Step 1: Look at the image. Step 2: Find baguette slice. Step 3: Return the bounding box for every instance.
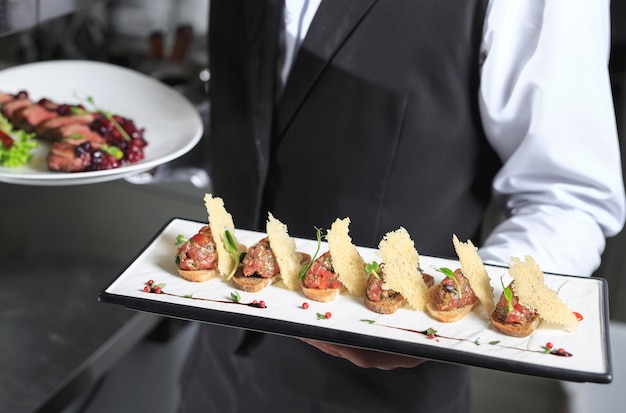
[425,292,478,323]
[177,268,218,282]
[364,290,405,314]
[233,252,311,292]
[492,312,540,338]
[302,284,342,302]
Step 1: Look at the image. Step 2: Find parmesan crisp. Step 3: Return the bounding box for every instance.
[326,217,367,296]
[204,193,236,277]
[452,234,495,316]
[266,212,302,290]
[379,227,429,311]
[509,256,579,331]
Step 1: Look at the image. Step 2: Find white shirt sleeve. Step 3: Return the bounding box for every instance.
[478,0,626,276]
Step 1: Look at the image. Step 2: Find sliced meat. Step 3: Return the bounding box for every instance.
[0,92,15,105]
[47,141,91,172]
[1,98,32,119]
[12,104,59,132]
[55,123,106,144]
[34,113,97,140]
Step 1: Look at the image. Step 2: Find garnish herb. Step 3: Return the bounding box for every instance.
[500,276,514,313]
[360,319,376,324]
[365,261,381,280]
[75,95,132,142]
[299,226,324,280]
[102,144,124,160]
[435,266,462,299]
[223,229,240,281]
[230,291,241,303]
[0,114,38,167]
[175,234,187,245]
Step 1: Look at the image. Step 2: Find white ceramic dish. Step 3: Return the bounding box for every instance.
[100,218,612,383]
[0,60,203,186]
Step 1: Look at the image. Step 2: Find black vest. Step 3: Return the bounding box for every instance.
[207,0,499,257]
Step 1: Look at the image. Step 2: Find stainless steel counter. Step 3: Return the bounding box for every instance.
[0,179,209,412]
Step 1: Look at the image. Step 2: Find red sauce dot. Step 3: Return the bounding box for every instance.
[325,312,332,319]
[574,312,584,321]
[302,302,309,309]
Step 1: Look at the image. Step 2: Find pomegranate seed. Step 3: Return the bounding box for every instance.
[259,300,266,308]
[143,286,151,292]
[557,348,565,355]
[324,312,332,319]
[252,299,258,304]
[153,285,162,294]
[146,279,154,286]
[545,342,553,349]
[302,302,309,309]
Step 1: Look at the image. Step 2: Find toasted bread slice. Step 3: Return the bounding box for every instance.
[302,284,341,302]
[233,252,311,293]
[364,293,406,314]
[177,268,219,282]
[491,312,540,338]
[425,286,479,323]
[232,272,280,292]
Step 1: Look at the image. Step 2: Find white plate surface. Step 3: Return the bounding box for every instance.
[0,60,203,186]
[101,218,612,383]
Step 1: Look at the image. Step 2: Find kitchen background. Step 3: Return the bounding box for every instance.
[1,1,625,412]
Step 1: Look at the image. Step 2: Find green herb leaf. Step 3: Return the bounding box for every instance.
[425,327,437,336]
[175,234,187,245]
[299,226,323,280]
[489,340,501,345]
[360,319,376,324]
[0,114,38,167]
[223,229,240,281]
[230,291,241,303]
[500,276,514,313]
[435,266,462,299]
[365,261,381,280]
[102,144,124,160]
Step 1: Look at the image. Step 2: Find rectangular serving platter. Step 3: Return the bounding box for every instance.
[99,218,612,383]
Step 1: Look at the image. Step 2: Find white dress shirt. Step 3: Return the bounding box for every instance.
[284,0,626,277]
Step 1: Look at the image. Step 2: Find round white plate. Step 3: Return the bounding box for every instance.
[0,60,204,186]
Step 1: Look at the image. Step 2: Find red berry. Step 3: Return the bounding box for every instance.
[324,311,332,319]
[545,342,553,349]
[153,285,162,294]
[259,300,266,308]
[427,334,435,339]
[302,302,309,309]
[146,279,154,286]
[558,348,565,354]
[143,286,151,292]
[252,299,258,304]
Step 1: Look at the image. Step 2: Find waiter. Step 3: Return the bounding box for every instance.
[179,1,625,412]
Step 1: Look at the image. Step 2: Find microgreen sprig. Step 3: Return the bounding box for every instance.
[223,229,241,281]
[500,276,514,314]
[299,226,324,280]
[365,261,381,280]
[175,234,187,245]
[434,266,462,299]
